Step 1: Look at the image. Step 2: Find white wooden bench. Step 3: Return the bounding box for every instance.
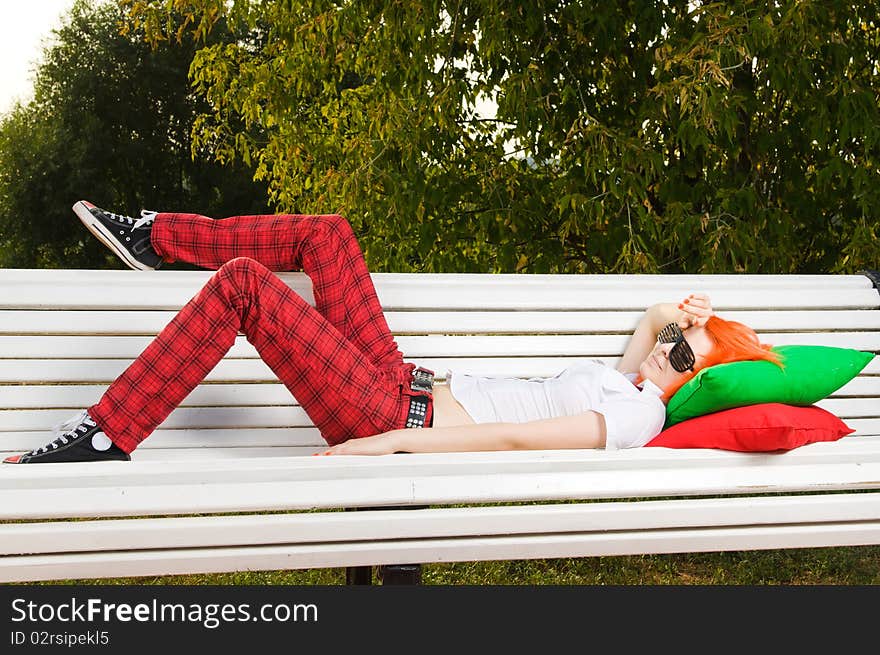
[1,268,879,584]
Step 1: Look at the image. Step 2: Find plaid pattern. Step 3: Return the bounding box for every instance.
[88,213,429,453]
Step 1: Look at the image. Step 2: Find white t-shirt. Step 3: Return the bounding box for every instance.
[446,360,666,450]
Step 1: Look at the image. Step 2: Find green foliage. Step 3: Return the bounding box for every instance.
[117,0,879,274]
[0,0,269,269]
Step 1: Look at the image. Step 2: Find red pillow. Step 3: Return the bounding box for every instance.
[645,403,855,452]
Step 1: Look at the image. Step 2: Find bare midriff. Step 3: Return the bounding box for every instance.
[431,382,476,427]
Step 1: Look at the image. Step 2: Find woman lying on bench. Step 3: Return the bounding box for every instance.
[3,202,779,463]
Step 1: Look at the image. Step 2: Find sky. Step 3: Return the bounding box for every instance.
[0,0,79,115]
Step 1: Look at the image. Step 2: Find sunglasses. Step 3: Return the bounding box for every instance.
[657,322,696,373]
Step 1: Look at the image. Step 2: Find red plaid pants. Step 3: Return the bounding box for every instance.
[88,212,431,453]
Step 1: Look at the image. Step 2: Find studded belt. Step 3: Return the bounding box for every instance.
[405,367,434,429]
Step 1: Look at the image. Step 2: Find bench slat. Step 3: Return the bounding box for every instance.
[1,270,876,310]
[5,309,880,335]
[5,462,869,519]
[2,350,877,383]
[2,510,880,582]
[3,439,880,519]
[3,493,878,556]
[0,358,279,383]
[815,398,879,417]
[0,390,873,434]
[1,269,872,290]
[1,374,875,412]
[1,331,877,359]
[378,289,880,311]
[0,357,615,382]
[5,522,879,583]
[0,427,323,449]
[0,406,312,431]
[5,433,880,471]
[0,383,299,408]
[842,418,880,434]
[1,415,876,452]
[3,287,877,311]
[0,446,321,460]
[2,416,877,455]
[0,335,260,359]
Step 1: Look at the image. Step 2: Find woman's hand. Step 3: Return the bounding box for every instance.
[676,293,714,329]
[316,430,404,456]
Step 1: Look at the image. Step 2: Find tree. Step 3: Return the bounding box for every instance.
[0,0,269,269]
[119,0,879,274]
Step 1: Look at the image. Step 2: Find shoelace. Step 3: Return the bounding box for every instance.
[29,409,96,455]
[106,209,157,231]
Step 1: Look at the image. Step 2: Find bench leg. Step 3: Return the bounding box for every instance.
[378,563,422,585]
[344,505,427,585]
[345,565,374,585]
[343,564,423,585]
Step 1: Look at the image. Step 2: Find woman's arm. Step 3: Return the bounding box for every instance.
[616,302,681,375]
[319,411,607,456]
[616,294,714,375]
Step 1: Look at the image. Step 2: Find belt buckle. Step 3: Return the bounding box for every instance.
[410,366,434,394]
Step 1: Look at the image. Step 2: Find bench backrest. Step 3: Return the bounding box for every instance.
[1,269,878,460]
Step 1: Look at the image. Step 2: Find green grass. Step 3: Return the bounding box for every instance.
[25,547,880,586]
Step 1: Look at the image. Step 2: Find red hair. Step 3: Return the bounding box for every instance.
[637,315,783,401]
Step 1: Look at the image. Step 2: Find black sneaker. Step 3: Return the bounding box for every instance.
[3,410,130,464]
[73,200,163,271]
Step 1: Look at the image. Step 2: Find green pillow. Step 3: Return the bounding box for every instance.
[664,345,875,428]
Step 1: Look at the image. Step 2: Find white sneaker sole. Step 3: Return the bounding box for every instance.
[72,201,155,271]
